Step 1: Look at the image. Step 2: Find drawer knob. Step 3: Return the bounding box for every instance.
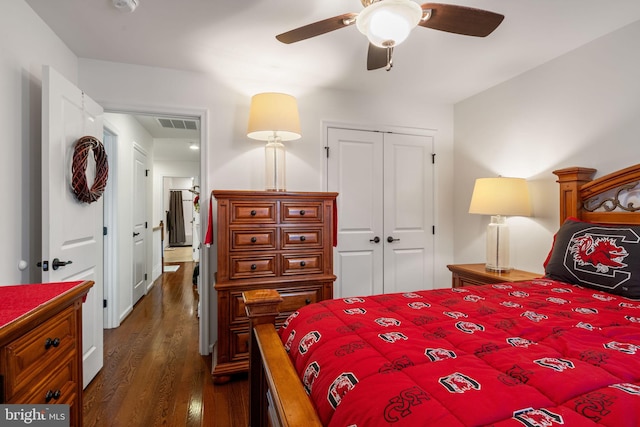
[250,264,257,270]
[250,237,257,243]
[45,389,61,402]
[299,210,305,216]
[250,210,256,216]
[44,337,61,349]
[300,261,306,267]
[305,299,311,305]
[299,235,306,241]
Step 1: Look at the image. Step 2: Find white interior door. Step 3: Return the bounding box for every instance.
[133,146,147,303]
[327,127,434,297]
[328,128,384,297]
[382,133,434,293]
[42,65,104,387]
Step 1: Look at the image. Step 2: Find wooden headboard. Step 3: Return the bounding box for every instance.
[554,164,640,225]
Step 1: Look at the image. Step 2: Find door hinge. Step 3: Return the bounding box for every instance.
[145,169,149,177]
[144,273,148,281]
[324,146,330,158]
[145,221,148,228]
[432,225,436,235]
[103,226,108,236]
[431,153,436,164]
[103,299,107,308]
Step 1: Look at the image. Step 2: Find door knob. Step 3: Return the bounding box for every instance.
[133,232,140,237]
[369,236,380,243]
[387,236,400,243]
[52,258,72,270]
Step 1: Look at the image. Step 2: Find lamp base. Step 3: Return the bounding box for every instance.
[484,265,512,273]
[265,139,286,191]
[485,215,511,272]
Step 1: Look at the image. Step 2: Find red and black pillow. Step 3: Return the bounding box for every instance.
[544,218,640,299]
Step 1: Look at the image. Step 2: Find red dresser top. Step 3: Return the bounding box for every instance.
[0,281,85,328]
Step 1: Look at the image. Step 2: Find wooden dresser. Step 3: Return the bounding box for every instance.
[212,190,337,382]
[447,264,541,288]
[0,280,94,427]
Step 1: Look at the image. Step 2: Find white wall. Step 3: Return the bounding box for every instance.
[78,59,456,349]
[0,1,78,285]
[103,112,154,324]
[453,20,640,274]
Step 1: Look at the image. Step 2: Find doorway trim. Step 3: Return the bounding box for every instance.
[103,123,119,329]
[101,102,210,355]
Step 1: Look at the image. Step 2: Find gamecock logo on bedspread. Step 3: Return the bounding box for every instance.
[534,357,575,372]
[379,332,408,343]
[328,372,358,409]
[425,348,457,361]
[566,227,637,291]
[383,386,430,423]
[299,331,321,354]
[610,383,640,395]
[303,362,320,395]
[439,372,480,393]
[455,321,485,334]
[376,317,401,327]
[604,341,639,354]
[513,408,564,427]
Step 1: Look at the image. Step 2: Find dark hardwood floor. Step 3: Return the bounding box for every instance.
[83,261,218,427]
[82,260,251,426]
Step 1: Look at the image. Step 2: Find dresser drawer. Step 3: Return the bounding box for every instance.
[3,305,76,399]
[281,202,323,223]
[230,328,250,361]
[230,228,277,251]
[278,288,319,313]
[230,201,277,224]
[11,352,77,405]
[230,255,277,279]
[281,253,323,275]
[281,228,323,250]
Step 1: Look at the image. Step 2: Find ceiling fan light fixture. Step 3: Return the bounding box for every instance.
[357,0,422,48]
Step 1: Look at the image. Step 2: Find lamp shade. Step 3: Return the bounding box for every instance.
[356,0,422,48]
[468,177,531,217]
[247,92,301,141]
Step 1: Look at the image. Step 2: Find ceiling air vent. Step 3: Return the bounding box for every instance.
[157,118,199,131]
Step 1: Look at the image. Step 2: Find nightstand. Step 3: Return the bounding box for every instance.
[447,263,541,288]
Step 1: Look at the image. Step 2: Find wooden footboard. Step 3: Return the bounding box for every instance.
[244,289,322,427]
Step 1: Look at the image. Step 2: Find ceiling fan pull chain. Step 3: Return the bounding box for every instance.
[386,47,393,71]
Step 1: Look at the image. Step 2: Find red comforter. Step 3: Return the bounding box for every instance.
[279,279,640,426]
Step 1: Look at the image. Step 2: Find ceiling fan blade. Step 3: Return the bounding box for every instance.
[419,3,504,37]
[276,13,358,44]
[367,44,388,71]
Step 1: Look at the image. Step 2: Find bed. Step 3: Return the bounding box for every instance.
[243,164,640,427]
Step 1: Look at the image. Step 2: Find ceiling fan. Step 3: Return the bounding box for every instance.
[276,0,504,71]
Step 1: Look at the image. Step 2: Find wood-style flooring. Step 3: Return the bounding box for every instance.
[83,261,215,427]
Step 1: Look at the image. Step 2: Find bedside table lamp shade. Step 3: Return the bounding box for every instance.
[247,93,301,191]
[469,177,531,272]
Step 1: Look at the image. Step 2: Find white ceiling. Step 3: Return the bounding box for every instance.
[25,0,640,105]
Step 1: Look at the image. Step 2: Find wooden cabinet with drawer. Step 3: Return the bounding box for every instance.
[212,191,337,382]
[0,281,93,427]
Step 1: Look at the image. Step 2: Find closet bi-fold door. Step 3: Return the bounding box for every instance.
[327,127,434,297]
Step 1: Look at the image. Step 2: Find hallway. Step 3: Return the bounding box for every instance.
[83,261,208,426]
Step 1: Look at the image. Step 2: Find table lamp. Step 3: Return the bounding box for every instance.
[469,177,531,272]
[247,93,301,191]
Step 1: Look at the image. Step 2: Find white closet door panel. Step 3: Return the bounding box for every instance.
[383,133,435,293]
[328,128,384,297]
